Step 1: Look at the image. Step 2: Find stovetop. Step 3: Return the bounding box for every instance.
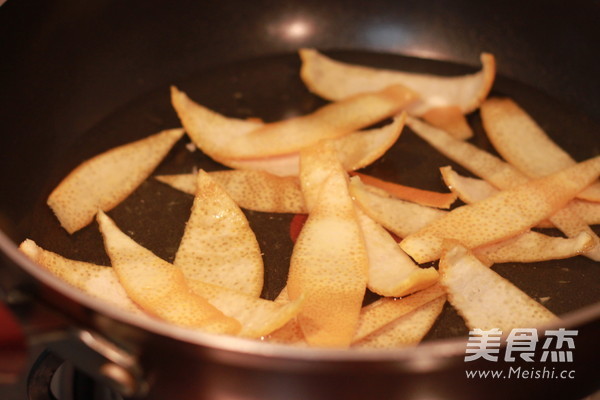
[2,346,600,400]
[1,346,122,400]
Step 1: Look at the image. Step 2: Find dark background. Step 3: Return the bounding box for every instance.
[1,0,599,149]
[1,0,599,235]
[1,0,600,238]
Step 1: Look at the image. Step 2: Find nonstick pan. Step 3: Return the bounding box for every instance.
[1,1,599,399]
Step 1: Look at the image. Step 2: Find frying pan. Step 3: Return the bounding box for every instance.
[0,0,599,399]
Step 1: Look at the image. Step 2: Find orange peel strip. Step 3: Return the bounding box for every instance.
[353,295,446,349]
[441,167,597,261]
[400,156,600,263]
[225,153,300,177]
[356,209,439,297]
[350,176,447,238]
[481,97,600,202]
[206,170,304,214]
[173,170,264,297]
[570,200,600,226]
[334,112,406,171]
[408,117,600,261]
[298,140,344,211]
[172,84,416,160]
[352,283,446,343]
[474,231,594,265]
[154,173,197,195]
[170,86,262,163]
[19,239,143,315]
[185,280,304,339]
[156,114,406,212]
[407,116,526,188]
[422,105,473,140]
[21,239,303,339]
[440,165,499,204]
[441,166,600,228]
[269,284,446,347]
[47,128,184,233]
[97,211,241,334]
[264,286,307,346]
[439,243,558,331]
[287,146,369,347]
[189,113,406,178]
[265,318,306,346]
[352,171,457,209]
[222,85,415,159]
[299,48,495,115]
[546,207,600,260]
[156,170,306,214]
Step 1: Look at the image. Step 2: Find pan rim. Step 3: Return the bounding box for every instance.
[2,228,599,368]
[1,49,598,368]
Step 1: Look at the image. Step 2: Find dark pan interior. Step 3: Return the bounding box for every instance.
[22,50,600,342]
[1,0,599,240]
